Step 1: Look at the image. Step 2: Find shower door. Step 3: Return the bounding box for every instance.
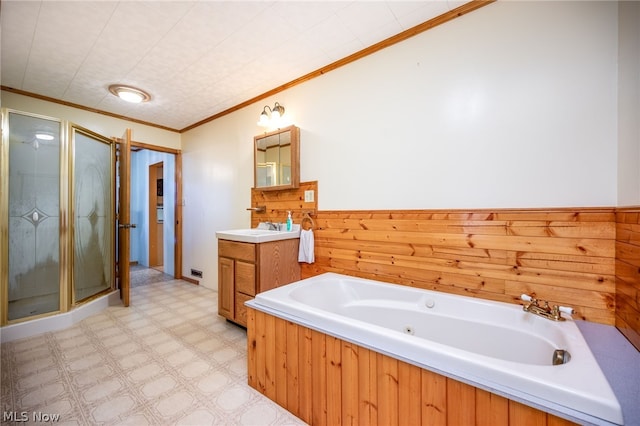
[70,125,114,304]
[1,110,116,324]
[1,111,64,321]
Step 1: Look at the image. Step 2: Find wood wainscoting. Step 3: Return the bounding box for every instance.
[615,208,640,351]
[300,208,616,325]
[249,194,639,337]
[250,181,318,228]
[247,308,578,426]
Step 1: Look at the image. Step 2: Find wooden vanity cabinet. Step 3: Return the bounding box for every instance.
[218,238,300,327]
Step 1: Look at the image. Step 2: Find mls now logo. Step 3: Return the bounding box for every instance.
[3,411,61,422]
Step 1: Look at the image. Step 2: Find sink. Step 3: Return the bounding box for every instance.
[216,224,301,243]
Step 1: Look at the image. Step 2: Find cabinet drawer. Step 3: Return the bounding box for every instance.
[218,240,256,262]
[235,292,253,327]
[236,261,256,296]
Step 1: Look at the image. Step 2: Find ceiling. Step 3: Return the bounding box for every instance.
[1,1,465,132]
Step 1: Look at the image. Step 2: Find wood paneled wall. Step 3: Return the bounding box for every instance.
[250,181,318,228]
[615,208,640,350]
[251,186,640,332]
[300,208,616,325]
[247,308,578,426]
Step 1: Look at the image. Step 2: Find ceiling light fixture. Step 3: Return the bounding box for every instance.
[108,84,151,103]
[257,102,285,127]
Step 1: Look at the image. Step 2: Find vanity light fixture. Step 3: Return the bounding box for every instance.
[257,102,285,127]
[108,84,151,103]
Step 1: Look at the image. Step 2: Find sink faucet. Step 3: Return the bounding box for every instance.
[265,221,281,231]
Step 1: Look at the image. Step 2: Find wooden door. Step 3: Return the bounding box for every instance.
[148,162,163,268]
[117,129,133,306]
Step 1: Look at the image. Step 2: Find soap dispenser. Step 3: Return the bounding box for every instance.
[286,211,292,231]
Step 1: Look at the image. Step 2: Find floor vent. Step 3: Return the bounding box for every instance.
[190,269,203,278]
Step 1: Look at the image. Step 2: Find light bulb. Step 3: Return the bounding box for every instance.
[118,91,145,103]
[258,113,270,127]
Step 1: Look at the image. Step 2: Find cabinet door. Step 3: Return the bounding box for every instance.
[235,292,253,327]
[218,257,234,319]
[257,240,301,292]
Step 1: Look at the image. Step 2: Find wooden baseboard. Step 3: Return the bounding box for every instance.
[181,276,199,285]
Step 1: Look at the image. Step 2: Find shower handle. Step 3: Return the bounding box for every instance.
[118,223,137,229]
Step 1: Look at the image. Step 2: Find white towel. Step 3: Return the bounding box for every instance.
[298,229,315,264]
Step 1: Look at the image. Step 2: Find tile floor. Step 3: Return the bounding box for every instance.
[1,271,306,425]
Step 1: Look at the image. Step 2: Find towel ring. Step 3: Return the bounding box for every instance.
[301,212,315,230]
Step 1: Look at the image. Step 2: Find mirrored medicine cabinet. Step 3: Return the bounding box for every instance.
[254,125,300,191]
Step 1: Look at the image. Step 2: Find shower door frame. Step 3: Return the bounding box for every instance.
[0,109,117,325]
[69,123,117,307]
[0,109,69,324]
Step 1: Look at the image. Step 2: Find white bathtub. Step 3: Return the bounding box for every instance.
[247,272,623,425]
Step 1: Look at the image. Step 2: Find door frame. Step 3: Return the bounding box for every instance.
[129,140,183,280]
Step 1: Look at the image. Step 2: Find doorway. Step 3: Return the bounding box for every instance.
[149,161,164,271]
[129,146,180,278]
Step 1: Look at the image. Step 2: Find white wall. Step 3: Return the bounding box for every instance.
[181,1,625,290]
[617,1,640,206]
[1,91,181,149]
[300,1,618,210]
[181,112,256,288]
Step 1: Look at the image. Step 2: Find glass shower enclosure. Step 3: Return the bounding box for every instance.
[1,109,115,324]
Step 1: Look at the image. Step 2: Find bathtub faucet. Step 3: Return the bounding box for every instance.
[520,294,574,322]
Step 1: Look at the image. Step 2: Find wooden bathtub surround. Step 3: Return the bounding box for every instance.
[218,239,300,327]
[298,208,617,325]
[615,207,640,351]
[247,308,578,426]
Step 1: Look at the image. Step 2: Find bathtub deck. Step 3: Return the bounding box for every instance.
[577,320,640,426]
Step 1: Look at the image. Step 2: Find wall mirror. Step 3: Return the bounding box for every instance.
[254,125,299,190]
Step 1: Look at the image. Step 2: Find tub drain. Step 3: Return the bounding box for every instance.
[403,326,415,335]
[552,349,571,365]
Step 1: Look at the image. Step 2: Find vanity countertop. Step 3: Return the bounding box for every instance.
[216,223,300,244]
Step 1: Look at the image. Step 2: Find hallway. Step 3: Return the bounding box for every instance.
[1,271,305,425]
[130,264,175,288]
